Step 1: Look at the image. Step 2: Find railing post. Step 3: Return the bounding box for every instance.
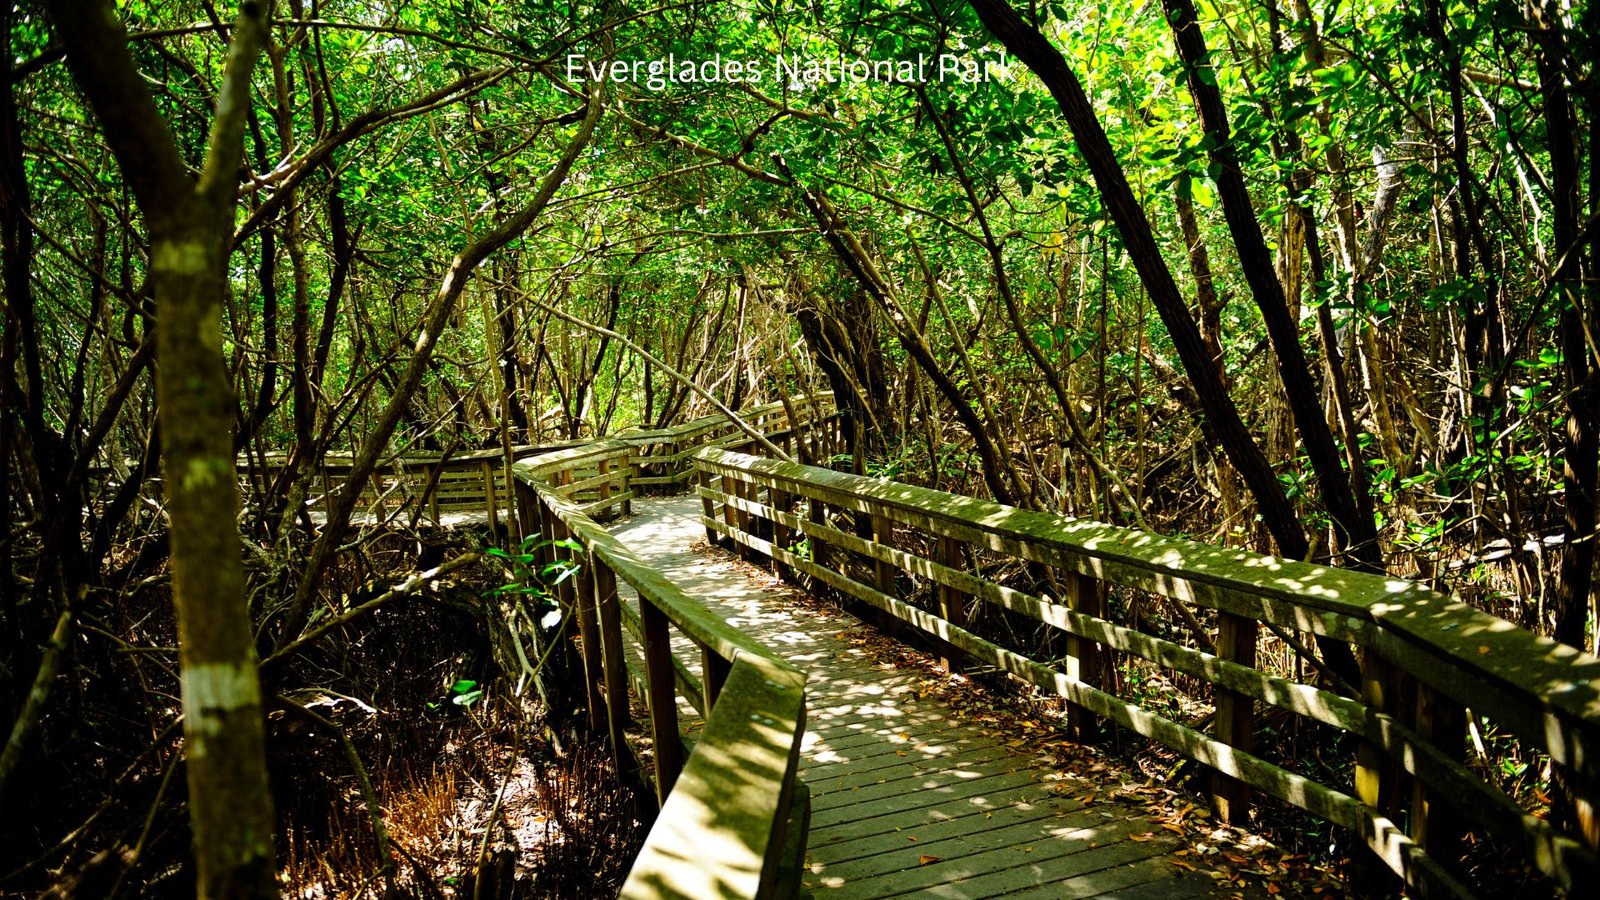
[809,497,829,571]
[871,514,896,596]
[720,474,741,552]
[591,555,635,779]
[703,645,731,712]
[1353,649,1403,893]
[698,465,719,546]
[359,468,377,521]
[1355,651,1399,810]
[597,456,612,517]
[1212,611,1258,824]
[538,497,559,566]
[533,500,584,713]
[514,479,539,539]
[482,460,499,537]
[572,554,606,734]
[795,416,813,466]
[864,514,898,636]
[620,449,633,517]
[550,512,579,617]
[1410,682,1465,864]
[641,598,684,804]
[936,536,966,673]
[770,487,794,582]
[734,479,755,561]
[673,435,691,490]
[428,463,441,525]
[1063,573,1103,742]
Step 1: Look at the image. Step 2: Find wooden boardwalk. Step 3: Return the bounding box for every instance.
[610,497,1227,899]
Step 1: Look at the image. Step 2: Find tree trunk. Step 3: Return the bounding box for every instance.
[1160,0,1382,572]
[51,1,281,895]
[777,155,1023,505]
[966,0,1362,689]
[964,0,1305,557]
[1535,7,1595,654]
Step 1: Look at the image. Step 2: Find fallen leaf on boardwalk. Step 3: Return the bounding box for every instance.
[1129,832,1154,842]
[918,855,942,865]
[1171,859,1198,872]
[1266,883,1281,895]
[906,835,917,842]
[1162,823,1186,834]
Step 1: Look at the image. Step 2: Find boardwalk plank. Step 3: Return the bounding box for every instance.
[818,817,1169,898]
[1070,865,1218,898]
[806,743,1030,797]
[806,782,1061,847]
[809,768,1043,831]
[808,804,1137,880]
[807,791,1086,868]
[802,739,1014,787]
[920,842,1177,898]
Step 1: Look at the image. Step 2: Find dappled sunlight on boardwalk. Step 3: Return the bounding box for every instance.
[610,496,1235,898]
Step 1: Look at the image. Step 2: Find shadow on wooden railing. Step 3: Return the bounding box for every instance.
[507,397,842,899]
[695,448,1600,898]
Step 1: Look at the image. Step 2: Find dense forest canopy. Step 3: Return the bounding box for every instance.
[1,0,1595,895]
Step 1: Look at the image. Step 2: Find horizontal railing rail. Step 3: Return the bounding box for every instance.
[694,447,1600,898]
[615,393,840,492]
[231,393,839,528]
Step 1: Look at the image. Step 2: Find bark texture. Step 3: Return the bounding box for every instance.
[964,0,1305,558]
[51,1,280,895]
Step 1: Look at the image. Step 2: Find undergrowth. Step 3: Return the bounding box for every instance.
[1,527,645,900]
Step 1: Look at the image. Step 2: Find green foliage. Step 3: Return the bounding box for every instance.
[445,678,485,708]
[484,533,584,625]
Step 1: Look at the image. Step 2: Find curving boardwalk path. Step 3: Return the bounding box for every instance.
[610,497,1233,899]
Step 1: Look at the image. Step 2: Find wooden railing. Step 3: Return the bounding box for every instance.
[618,393,842,493]
[694,448,1600,897]
[268,393,837,527]
[507,398,843,899]
[257,447,518,526]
